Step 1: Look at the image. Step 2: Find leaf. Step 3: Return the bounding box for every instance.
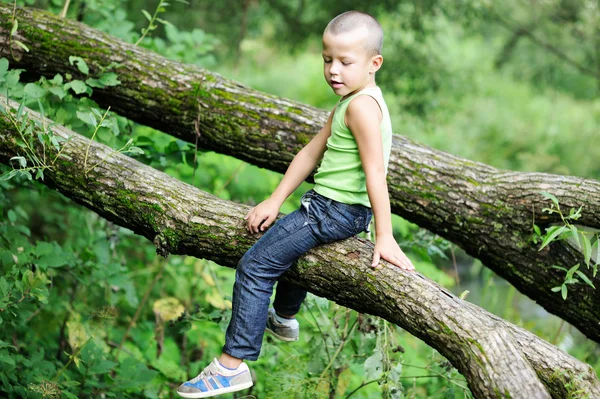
[63,391,78,399]
[150,357,186,381]
[14,40,30,52]
[98,73,120,87]
[205,290,227,310]
[582,233,592,267]
[539,226,567,251]
[0,352,15,366]
[0,277,10,296]
[10,19,18,36]
[69,56,89,75]
[24,83,45,99]
[141,9,152,22]
[364,349,383,379]
[561,284,568,300]
[48,86,66,99]
[35,242,54,256]
[10,156,26,168]
[65,80,88,95]
[540,191,559,206]
[565,264,579,280]
[85,78,103,88]
[575,270,595,289]
[593,238,599,275]
[0,170,18,181]
[7,210,16,223]
[551,286,562,292]
[152,297,184,322]
[567,206,583,220]
[67,318,88,351]
[125,146,144,155]
[49,74,64,85]
[0,58,8,77]
[88,359,117,375]
[569,225,580,249]
[76,111,96,126]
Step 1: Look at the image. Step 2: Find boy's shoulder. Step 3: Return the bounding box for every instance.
[345,89,384,125]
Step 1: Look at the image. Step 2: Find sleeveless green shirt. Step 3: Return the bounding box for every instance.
[313,86,392,207]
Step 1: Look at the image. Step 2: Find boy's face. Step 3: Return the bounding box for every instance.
[322,28,382,99]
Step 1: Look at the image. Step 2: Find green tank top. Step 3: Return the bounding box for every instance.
[313,86,392,207]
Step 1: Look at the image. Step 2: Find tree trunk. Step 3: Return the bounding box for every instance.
[2,98,600,398]
[1,5,600,343]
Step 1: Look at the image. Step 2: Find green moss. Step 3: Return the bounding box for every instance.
[296,133,311,145]
[286,107,304,115]
[466,216,485,224]
[439,322,455,336]
[160,227,180,248]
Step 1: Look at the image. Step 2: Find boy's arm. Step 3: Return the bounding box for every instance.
[346,96,415,271]
[245,110,335,233]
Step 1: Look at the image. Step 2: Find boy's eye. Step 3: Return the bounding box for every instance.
[323,59,332,63]
[342,62,351,66]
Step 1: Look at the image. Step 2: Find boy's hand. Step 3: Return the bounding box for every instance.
[245,198,280,234]
[372,234,415,271]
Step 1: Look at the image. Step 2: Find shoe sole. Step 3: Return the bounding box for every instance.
[177,381,254,398]
[265,326,298,342]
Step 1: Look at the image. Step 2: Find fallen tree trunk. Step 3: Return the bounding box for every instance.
[2,98,599,398]
[1,5,600,343]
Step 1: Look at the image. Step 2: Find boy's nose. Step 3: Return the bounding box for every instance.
[329,62,340,75]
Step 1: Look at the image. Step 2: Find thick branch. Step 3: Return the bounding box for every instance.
[1,98,599,398]
[1,5,600,342]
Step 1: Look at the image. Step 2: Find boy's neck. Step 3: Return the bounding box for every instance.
[340,81,378,102]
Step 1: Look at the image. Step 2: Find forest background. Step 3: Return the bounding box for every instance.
[0,0,599,398]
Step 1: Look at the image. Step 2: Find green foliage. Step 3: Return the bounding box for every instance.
[0,57,143,182]
[1,0,600,397]
[134,0,188,46]
[532,192,598,300]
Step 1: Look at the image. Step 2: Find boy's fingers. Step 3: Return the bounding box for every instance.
[248,215,261,233]
[260,215,275,231]
[399,256,415,271]
[371,251,380,267]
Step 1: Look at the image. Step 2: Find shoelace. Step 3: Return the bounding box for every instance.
[189,366,217,384]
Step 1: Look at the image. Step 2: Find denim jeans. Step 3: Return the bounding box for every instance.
[222,190,372,360]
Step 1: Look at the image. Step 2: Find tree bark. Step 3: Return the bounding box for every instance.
[1,5,600,343]
[2,97,600,398]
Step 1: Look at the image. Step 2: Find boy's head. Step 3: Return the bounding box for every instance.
[322,11,384,98]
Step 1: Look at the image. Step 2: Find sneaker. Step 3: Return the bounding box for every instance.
[176,358,253,398]
[265,308,299,342]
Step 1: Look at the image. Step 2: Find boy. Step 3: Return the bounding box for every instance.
[177,10,415,398]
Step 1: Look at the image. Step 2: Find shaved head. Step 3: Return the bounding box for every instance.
[324,11,383,56]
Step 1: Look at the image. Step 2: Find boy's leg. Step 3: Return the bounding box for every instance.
[177,205,319,398]
[273,280,307,317]
[178,192,372,398]
[223,203,321,360]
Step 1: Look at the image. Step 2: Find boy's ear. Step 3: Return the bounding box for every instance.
[369,55,383,74]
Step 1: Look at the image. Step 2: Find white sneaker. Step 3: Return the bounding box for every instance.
[265,308,299,342]
[177,358,253,398]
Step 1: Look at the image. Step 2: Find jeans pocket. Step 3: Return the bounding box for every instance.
[327,201,368,237]
[300,190,315,212]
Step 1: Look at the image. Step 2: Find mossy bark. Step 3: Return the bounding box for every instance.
[2,98,600,398]
[2,4,600,340]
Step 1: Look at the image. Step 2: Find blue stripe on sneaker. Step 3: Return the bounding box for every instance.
[186,380,209,391]
[208,377,219,389]
[215,374,231,387]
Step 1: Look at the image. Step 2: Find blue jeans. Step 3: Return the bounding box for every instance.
[222,190,372,360]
